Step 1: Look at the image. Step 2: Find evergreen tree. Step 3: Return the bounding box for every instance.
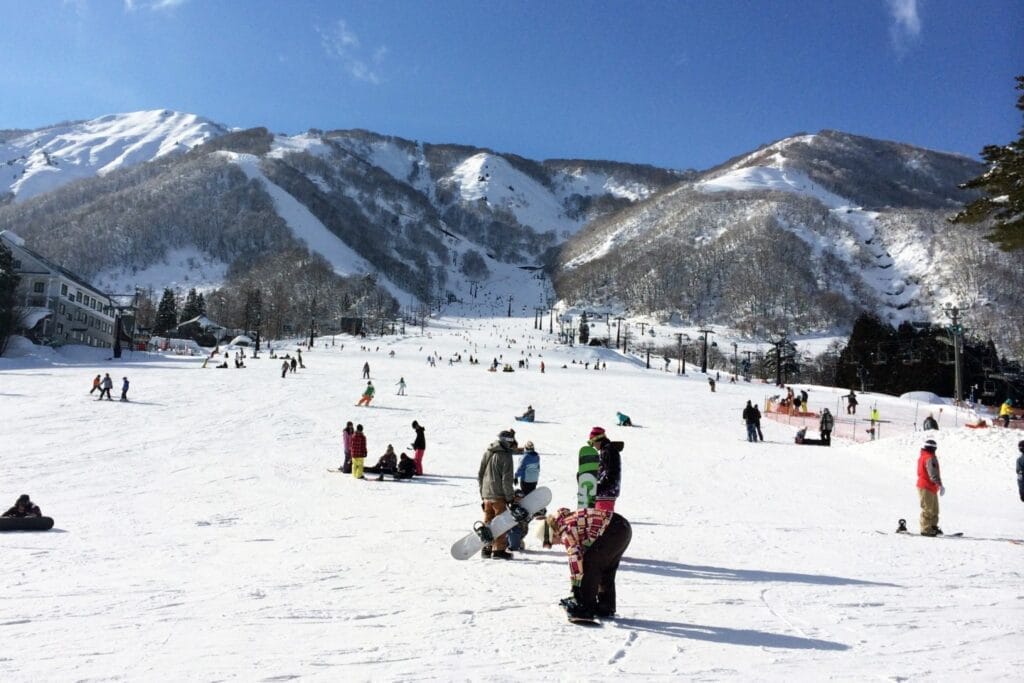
[180,288,201,321]
[578,311,590,345]
[196,292,206,316]
[154,288,178,334]
[0,241,21,355]
[952,75,1024,251]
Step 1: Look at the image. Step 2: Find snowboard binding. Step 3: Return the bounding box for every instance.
[896,518,908,533]
[509,503,530,523]
[473,521,494,543]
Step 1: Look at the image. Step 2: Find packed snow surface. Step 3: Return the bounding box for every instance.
[1,311,1022,680]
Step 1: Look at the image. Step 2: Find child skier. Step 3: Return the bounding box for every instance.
[357,381,375,406]
[514,440,541,495]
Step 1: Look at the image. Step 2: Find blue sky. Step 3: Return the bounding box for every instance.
[0,0,1020,170]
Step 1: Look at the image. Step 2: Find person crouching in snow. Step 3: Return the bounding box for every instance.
[616,412,633,427]
[548,506,632,621]
[514,440,541,495]
[357,381,375,406]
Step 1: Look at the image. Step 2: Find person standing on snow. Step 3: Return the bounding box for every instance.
[89,374,101,395]
[819,408,834,445]
[350,424,368,479]
[742,400,758,442]
[477,429,517,559]
[396,377,406,396]
[340,421,355,473]
[281,360,289,378]
[120,377,130,401]
[548,506,632,621]
[1015,440,1024,502]
[844,389,858,415]
[362,361,371,379]
[587,427,623,512]
[752,403,764,442]
[922,413,939,431]
[98,373,114,401]
[514,440,541,495]
[998,399,1014,428]
[411,420,426,475]
[916,438,944,536]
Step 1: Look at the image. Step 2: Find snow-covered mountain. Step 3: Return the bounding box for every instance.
[0,110,228,202]
[1,112,1018,351]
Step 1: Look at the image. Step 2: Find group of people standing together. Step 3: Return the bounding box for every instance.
[89,373,129,401]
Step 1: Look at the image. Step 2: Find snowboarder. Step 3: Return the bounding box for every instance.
[351,424,368,479]
[89,374,101,395]
[998,399,1014,428]
[396,377,406,395]
[362,361,371,379]
[2,494,41,518]
[588,427,623,512]
[356,381,375,406]
[922,413,939,431]
[916,438,944,536]
[516,405,535,422]
[341,421,354,473]
[742,400,758,442]
[97,373,113,401]
[1016,440,1024,502]
[411,420,426,475]
[477,429,517,559]
[364,445,398,477]
[616,412,633,427]
[395,453,416,480]
[819,407,834,445]
[514,440,541,495]
[548,506,632,621]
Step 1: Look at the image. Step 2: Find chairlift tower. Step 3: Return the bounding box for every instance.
[943,304,964,404]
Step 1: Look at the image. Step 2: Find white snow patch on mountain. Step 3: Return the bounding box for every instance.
[92,247,228,295]
[1,110,226,201]
[556,169,656,202]
[449,153,581,234]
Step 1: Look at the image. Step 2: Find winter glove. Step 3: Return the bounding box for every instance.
[939,485,945,496]
[514,477,519,486]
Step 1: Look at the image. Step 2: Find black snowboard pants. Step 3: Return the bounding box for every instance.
[580,513,632,613]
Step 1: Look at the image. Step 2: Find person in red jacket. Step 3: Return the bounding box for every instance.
[351,424,368,479]
[916,438,944,536]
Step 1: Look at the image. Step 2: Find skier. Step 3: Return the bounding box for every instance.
[922,413,939,431]
[411,420,426,475]
[548,506,632,621]
[97,373,114,401]
[357,381,375,406]
[477,429,517,559]
[1016,440,1024,502]
[2,494,41,518]
[89,374,101,395]
[350,424,368,479]
[819,407,834,445]
[588,427,623,512]
[340,421,354,473]
[396,377,406,396]
[120,377,130,401]
[514,440,541,495]
[297,349,304,368]
[362,361,371,379]
[916,438,944,536]
[742,400,758,442]
[616,412,633,427]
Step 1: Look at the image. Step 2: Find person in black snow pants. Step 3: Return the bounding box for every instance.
[120,377,130,401]
[752,403,764,442]
[1016,440,1024,502]
[742,400,758,442]
[362,362,371,379]
[98,373,114,401]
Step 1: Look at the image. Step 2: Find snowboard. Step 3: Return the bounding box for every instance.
[0,516,54,532]
[450,486,552,560]
[577,445,599,509]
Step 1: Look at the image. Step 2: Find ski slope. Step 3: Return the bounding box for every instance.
[1,315,1022,680]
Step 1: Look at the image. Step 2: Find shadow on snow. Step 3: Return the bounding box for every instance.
[620,557,900,587]
[613,617,849,650]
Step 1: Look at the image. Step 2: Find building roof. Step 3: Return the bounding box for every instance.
[0,230,112,303]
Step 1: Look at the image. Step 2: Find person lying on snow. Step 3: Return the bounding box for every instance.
[794,427,828,446]
[3,494,41,518]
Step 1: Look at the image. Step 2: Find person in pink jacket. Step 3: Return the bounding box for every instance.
[340,421,354,473]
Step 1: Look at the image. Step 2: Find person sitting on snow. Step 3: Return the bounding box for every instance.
[517,405,535,423]
[616,412,633,427]
[2,494,41,518]
[364,445,398,476]
[395,453,416,480]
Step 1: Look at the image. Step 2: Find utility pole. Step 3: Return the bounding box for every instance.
[614,316,625,350]
[674,333,688,375]
[944,305,964,404]
[732,341,738,380]
[637,322,648,337]
[548,307,553,334]
[698,328,715,374]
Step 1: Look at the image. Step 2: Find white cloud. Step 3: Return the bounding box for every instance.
[317,19,386,85]
[887,0,922,53]
[123,0,189,11]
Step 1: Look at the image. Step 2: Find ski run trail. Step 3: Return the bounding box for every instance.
[1,312,1022,681]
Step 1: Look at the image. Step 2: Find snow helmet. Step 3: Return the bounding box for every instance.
[589,426,606,441]
[923,438,938,451]
[524,440,534,450]
[498,430,516,448]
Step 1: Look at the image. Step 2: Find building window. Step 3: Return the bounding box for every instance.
[61,284,68,296]
[76,291,82,303]
[33,282,45,293]
[13,259,21,269]
[56,323,63,334]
